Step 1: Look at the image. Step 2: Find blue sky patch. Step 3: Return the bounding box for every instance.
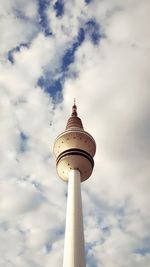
[85,0,92,4]
[54,0,64,17]
[38,75,63,103]
[14,8,28,21]
[134,247,150,256]
[61,21,101,72]
[7,43,29,64]
[134,236,150,255]
[85,19,101,45]
[38,0,52,36]
[86,247,98,267]
[62,28,85,71]
[20,132,28,153]
[43,242,52,253]
[37,18,100,103]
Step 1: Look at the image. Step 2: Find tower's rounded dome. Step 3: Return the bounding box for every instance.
[53,103,96,182]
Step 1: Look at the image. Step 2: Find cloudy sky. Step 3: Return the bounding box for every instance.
[0,0,150,266]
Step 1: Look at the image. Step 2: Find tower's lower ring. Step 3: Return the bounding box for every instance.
[56,148,94,167]
[56,148,94,182]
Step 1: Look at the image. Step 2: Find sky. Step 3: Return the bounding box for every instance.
[0,0,150,266]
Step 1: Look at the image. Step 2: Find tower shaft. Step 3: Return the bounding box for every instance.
[63,170,86,267]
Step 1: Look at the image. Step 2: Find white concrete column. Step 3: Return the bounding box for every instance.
[63,169,86,267]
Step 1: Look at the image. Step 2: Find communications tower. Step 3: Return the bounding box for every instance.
[53,102,96,267]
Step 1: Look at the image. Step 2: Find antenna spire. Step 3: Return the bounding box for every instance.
[72,98,77,117]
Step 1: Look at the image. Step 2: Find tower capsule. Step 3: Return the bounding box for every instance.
[53,103,96,182]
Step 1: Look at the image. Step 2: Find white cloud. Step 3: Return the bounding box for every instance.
[0,0,150,266]
[0,3,38,60]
